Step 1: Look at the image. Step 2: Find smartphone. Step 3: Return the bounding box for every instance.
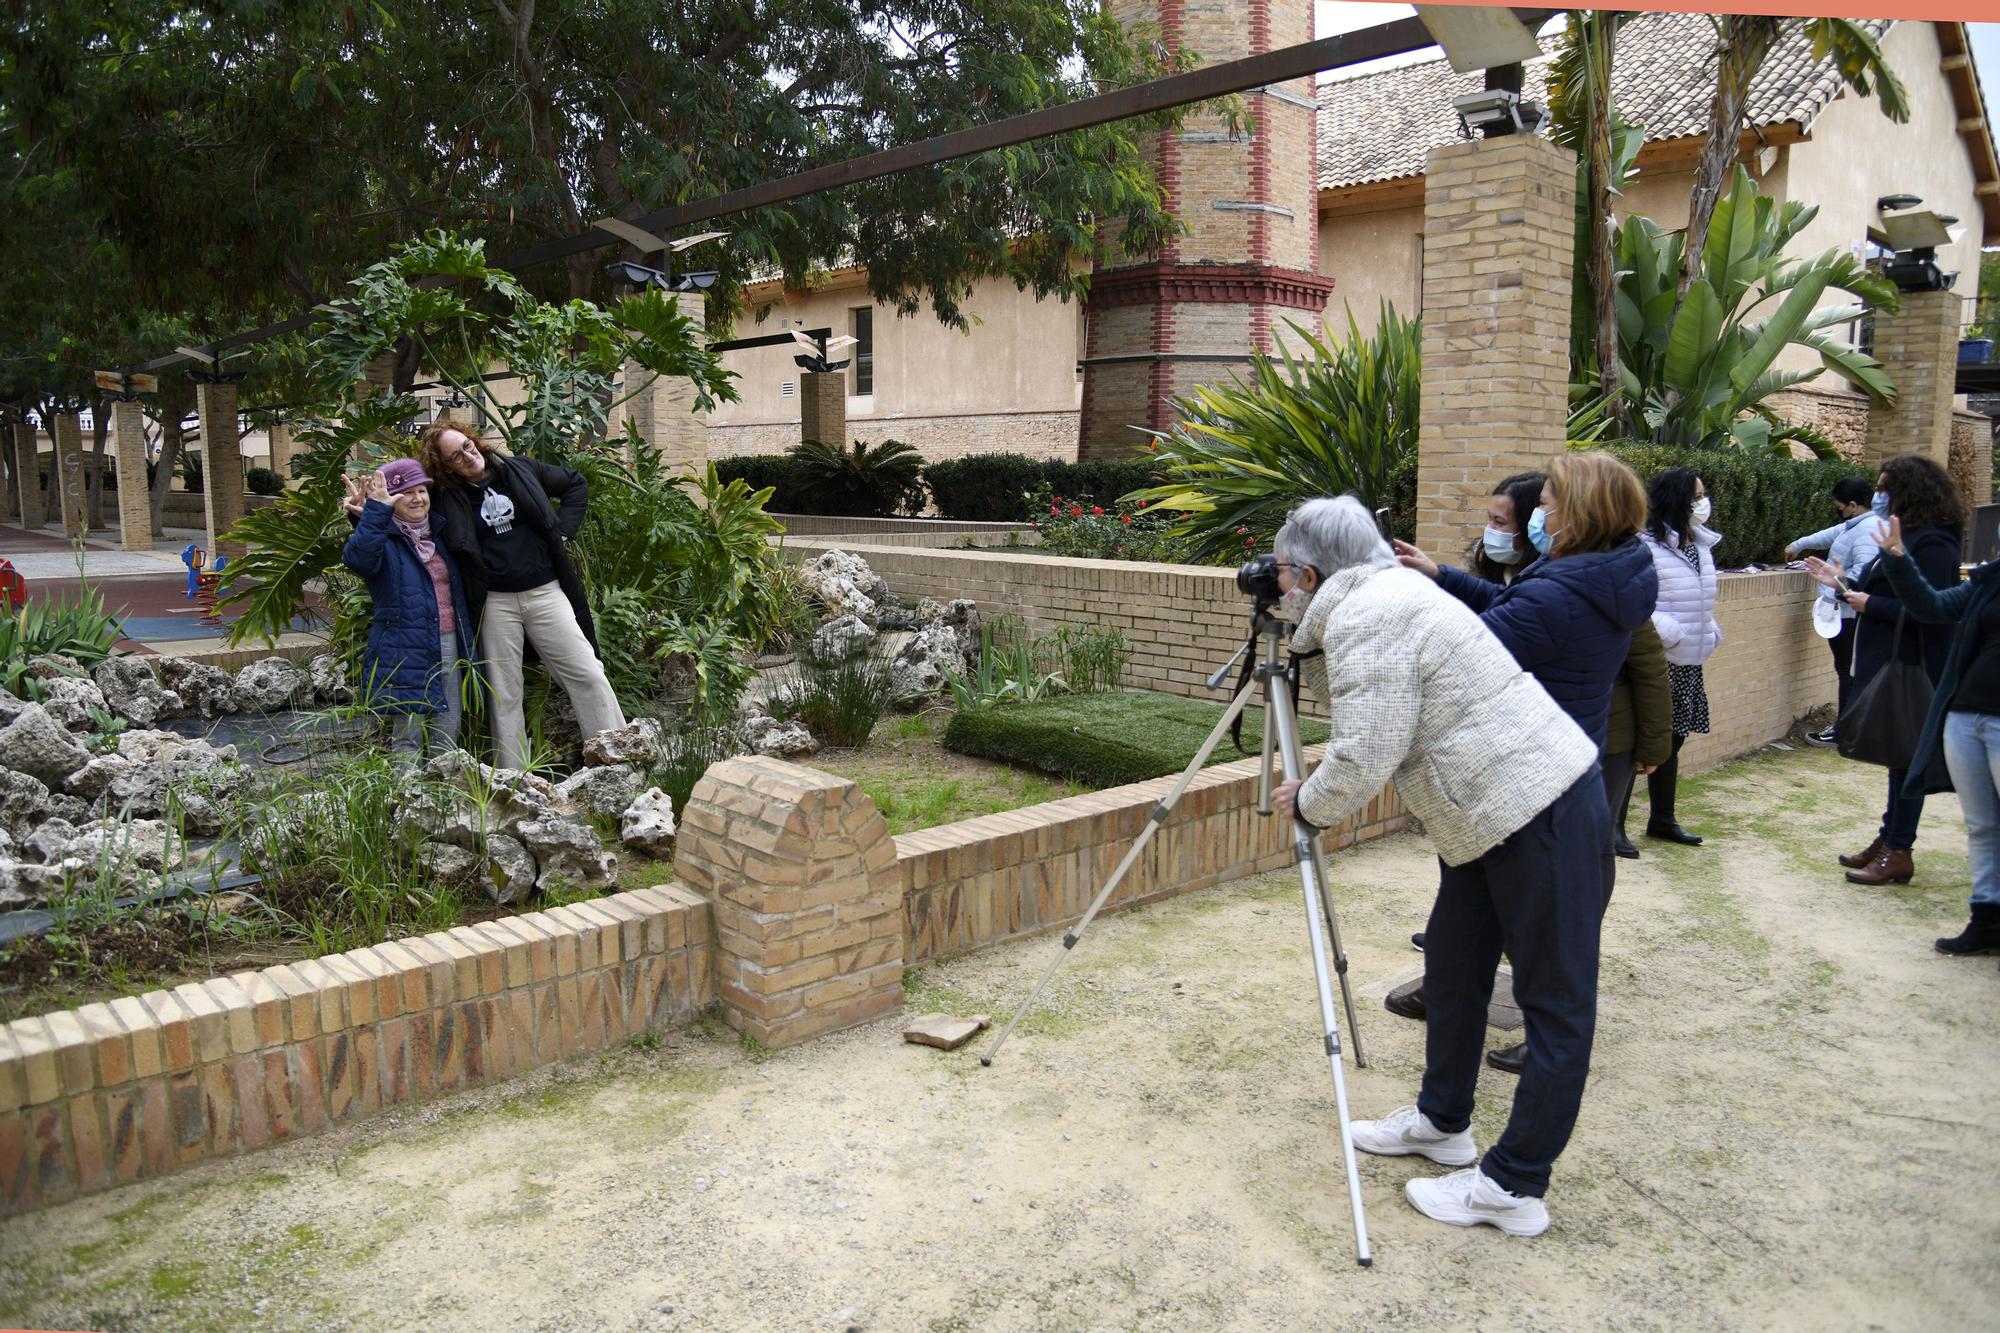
[1373,506,1391,540]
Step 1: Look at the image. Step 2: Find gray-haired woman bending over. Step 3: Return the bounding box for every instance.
[1268,496,1607,1239]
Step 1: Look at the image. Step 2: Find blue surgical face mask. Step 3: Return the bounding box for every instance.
[1872,491,1891,518]
[1482,526,1524,565]
[1527,507,1556,556]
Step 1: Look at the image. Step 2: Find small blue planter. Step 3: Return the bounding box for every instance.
[1959,337,1993,365]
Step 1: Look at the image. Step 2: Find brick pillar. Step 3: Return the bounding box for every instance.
[1865,289,1959,467]
[1414,135,1577,558]
[111,399,154,550]
[51,412,87,537]
[359,353,397,399]
[620,294,708,474]
[265,421,295,484]
[799,371,846,449]
[1077,0,1331,461]
[13,422,43,530]
[675,757,904,1048]
[195,379,246,560]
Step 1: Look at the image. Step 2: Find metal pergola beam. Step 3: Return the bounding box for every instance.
[127,9,1559,377]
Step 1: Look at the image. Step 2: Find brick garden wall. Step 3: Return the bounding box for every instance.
[897,751,1407,963]
[783,540,1836,773]
[707,409,1078,462]
[0,888,713,1215]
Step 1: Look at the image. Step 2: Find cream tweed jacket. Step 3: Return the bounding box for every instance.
[1291,562,1599,866]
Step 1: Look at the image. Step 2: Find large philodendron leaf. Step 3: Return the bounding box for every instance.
[1729,265,1835,401]
[1801,329,1897,401]
[1663,280,1724,395]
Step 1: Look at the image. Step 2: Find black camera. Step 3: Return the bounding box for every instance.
[1237,552,1282,604]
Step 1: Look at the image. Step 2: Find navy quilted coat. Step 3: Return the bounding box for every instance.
[1435,536,1659,750]
[341,500,475,715]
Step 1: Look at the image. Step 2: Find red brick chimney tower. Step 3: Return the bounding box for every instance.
[1077,0,1331,460]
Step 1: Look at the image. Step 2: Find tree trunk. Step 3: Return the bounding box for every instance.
[87,395,110,529]
[150,411,184,536]
[1579,17,1622,430]
[1678,15,1780,301]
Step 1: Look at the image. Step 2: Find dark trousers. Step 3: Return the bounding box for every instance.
[1600,749,1636,906]
[1829,619,1855,722]
[1418,768,1608,1199]
[1880,768,1926,851]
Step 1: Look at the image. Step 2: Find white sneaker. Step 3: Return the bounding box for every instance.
[1348,1105,1477,1166]
[1405,1166,1551,1237]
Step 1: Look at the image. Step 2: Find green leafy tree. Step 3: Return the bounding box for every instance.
[1132,303,1421,561]
[219,231,737,645]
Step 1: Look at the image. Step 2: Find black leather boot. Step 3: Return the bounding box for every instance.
[1936,902,2000,955]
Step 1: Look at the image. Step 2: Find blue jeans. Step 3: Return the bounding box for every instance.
[1879,768,1926,851]
[1418,768,1608,1199]
[1941,711,2000,907]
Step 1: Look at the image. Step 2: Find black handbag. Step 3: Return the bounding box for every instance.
[1838,611,1935,769]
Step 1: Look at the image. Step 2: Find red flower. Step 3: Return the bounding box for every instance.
[1120,514,1132,525]
[1050,505,1059,515]
[1116,546,1125,554]
[1091,506,1103,516]
[1070,507,1083,517]
[1137,501,1147,509]
[1244,537,1254,547]
[1236,526,1248,535]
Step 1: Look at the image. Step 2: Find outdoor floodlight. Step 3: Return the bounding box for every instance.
[604,258,669,290]
[789,330,858,374]
[592,219,729,255]
[1877,193,1924,213]
[1453,88,1544,137]
[1414,5,1544,74]
[672,271,721,292]
[1879,209,1959,292]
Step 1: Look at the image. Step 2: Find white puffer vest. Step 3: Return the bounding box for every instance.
[1642,525,1723,666]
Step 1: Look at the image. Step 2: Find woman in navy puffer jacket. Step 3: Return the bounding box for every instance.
[341,460,477,759]
[1391,453,1658,1073]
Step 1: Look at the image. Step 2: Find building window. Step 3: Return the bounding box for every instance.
[850,306,874,395]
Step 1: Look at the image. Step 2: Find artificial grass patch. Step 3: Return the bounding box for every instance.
[941,689,1331,788]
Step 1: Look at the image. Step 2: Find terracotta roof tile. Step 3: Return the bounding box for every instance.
[1316,13,1895,191]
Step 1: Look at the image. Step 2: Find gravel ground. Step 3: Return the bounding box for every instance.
[0,745,1994,1331]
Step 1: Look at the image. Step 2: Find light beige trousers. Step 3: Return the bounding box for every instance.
[481,583,625,771]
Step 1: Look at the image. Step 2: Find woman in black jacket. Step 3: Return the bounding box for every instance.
[417,420,625,772]
[1822,454,1962,887]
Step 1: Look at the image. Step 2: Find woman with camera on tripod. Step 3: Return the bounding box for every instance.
[1269,496,1610,1238]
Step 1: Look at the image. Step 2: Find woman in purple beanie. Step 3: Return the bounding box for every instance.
[341,458,476,759]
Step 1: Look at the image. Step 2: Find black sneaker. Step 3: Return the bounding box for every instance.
[1411,932,1426,952]
[1384,979,1427,1022]
[1806,726,1838,748]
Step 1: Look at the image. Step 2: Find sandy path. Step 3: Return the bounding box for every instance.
[1,745,1995,1331]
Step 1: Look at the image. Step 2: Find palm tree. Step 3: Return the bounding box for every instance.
[1679,17,1910,301]
[1548,11,1633,429]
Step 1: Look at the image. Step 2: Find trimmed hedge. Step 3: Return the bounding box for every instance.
[943,689,1330,788]
[924,453,1162,522]
[1581,442,1871,568]
[712,455,816,513]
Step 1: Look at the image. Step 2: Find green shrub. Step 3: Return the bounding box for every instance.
[1030,484,1182,561]
[773,641,896,746]
[1581,441,1871,567]
[245,467,286,496]
[1,574,122,700]
[713,455,811,511]
[923,452,1047,521]
[1132,302,1421,562]
[924,454,1163,522]
[942,690,1331,787]
[1045,624,1130,694]
[788,439,927,516]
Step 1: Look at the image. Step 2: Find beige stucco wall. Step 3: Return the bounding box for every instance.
[1777,19,1984,395]
[1317,204,1422,336]
[706,273,1083,435]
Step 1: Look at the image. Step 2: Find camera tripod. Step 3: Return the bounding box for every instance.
[980,603,1374,1266]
